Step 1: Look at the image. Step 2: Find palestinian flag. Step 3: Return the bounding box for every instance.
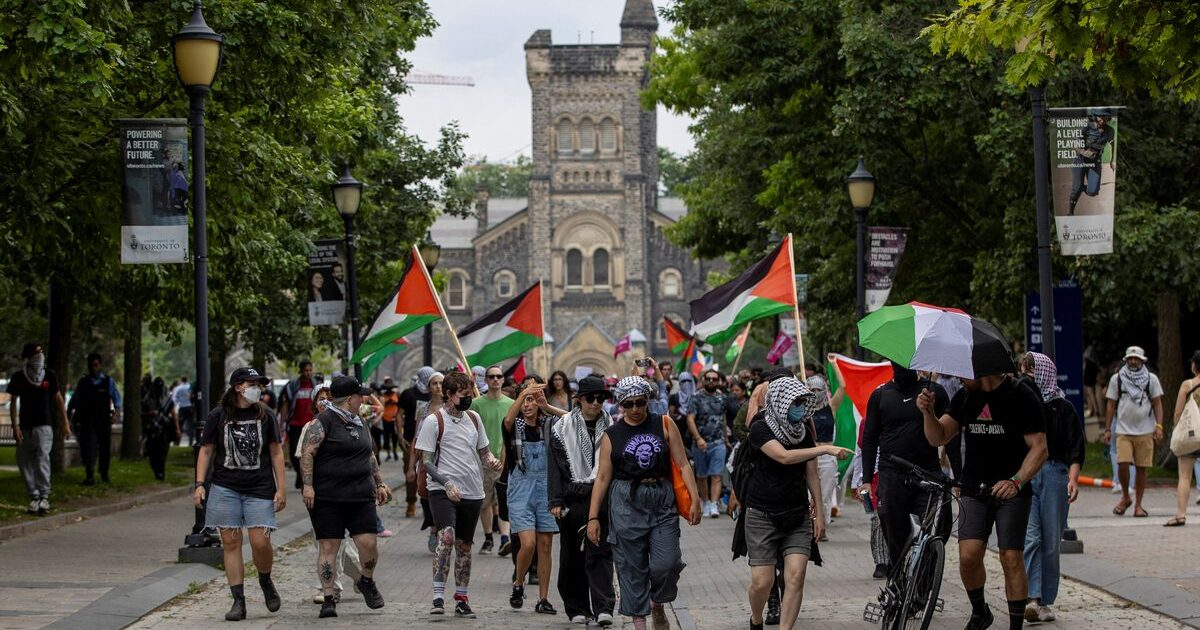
[663,317,691,354]
[351,246,441,364]
[677,336,708,376]
[458,282,544,368]
[504,354,527,383]
[363,337,409,379]
[690,234,797,346]
[724,323,752,364]
[826,353,893,478]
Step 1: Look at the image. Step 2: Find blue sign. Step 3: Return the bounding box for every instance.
[1025,283,1085,421]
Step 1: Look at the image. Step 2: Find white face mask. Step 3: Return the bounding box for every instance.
[242,386,262,403]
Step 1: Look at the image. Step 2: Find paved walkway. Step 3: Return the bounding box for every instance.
[131,484,1195,629]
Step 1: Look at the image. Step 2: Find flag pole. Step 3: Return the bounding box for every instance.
[538,278,547,376]
[730,321,752,375]
[412,245,473,375]
[785,233,808,369]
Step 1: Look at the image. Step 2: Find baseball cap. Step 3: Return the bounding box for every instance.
[229,367,270,386]
[331,375,373,398]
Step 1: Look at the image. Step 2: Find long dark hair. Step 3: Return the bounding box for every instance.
[546,370,570,398]
[220,384,269,424]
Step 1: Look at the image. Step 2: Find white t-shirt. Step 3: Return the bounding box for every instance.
[1106,372,1163,436]
[415,409,489,500]
[172,383,192,409]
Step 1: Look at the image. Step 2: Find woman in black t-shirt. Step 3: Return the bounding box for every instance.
[587,376,701,629]
[193,367,286,621]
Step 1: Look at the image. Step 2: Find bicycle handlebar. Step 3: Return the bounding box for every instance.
[884,454,960,490]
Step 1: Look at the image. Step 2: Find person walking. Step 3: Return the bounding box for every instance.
[806,374,840,529]
[170,376,193,445]
[299,375,390,619]
[279,361,319,489]
[739,377,850,630]
[1104,346,1164,517]
[1165,350,1200,527]
[192,367,286,621]
[68,353,122,486]
[416,370,503,618]
[687,368,729,519]
[379,379,400,462]
[548,375,616,626]
[142,375,177,480]
[503,383,564,615]
[587,376,702,630]
[6,343,70,515]
[400,366,435,518]
[411,371,445,550]
[470,365,514,555]
[1018,352,1085,623]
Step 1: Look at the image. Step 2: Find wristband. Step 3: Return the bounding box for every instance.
[1008,476,1022,490]
[588,517,600,523]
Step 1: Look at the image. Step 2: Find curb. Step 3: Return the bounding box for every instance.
[0,485,193,543]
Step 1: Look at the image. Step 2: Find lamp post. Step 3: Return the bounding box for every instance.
[332,166,364,379]
[419,233,442,367]
[172,0,222,555]
[846,156,876,360]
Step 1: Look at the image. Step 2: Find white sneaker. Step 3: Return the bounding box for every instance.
[709,501,721,518]
[596,612,614,627]
[26,500,39,514]
[1037,605,1056,622]
[570,614,588,624]
[37,498,49,514]
[1111,483,1123,494]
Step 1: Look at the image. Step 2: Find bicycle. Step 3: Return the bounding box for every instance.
[863,454,987,630]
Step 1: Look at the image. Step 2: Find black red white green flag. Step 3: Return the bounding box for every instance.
[457,282,544,368]
[663,316,691,355]
[351,246,441,364]
[689,235,797,345]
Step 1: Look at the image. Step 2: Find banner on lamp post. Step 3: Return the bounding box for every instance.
[118,119,189,264]
[865,227,908,312]
[307,239,347,326]
[1050,107,1120,255]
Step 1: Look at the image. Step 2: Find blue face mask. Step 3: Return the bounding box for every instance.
[787,403,806,424]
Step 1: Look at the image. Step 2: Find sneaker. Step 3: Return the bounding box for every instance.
[430,598,445,615]
[319,597,338,618]
[965,606,994,630]
[597,612,615,627]
[480,535,494,554]
[1111,483,1123,495]
[454,599,476,618]
[510,584,525,609]
[766,588,780,625]
[709,502,721,518]
[498,538,513,557]
[873,564,888,580]
[651,603,670,630]
[751,622,765,630]
[260,576,281,612]
[26,500,38,515]
[357,576,385,609]
[535,599,557,615]
[37,498,49,515]
[571,614,589,624]
[1036,605,1056,622]
[378,529,394,538]
[225,597,247,621]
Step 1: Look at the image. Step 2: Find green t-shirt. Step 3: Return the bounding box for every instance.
[471,394,514,458]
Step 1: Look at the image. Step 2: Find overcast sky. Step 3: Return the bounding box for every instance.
[398,0,695,163]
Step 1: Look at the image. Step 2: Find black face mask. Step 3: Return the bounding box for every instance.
[455,395,473,412]
[891,362,920,393]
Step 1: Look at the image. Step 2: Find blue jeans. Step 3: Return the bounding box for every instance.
[1024,461,1069,605]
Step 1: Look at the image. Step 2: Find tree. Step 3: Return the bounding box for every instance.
[657,147,691,197]
[447,155,532,200]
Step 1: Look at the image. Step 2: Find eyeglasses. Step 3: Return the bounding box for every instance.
[581,393,606,404]
[487,374,504,380]
[620,399,648,409]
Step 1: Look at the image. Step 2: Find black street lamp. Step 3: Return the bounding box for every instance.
[332,166,364,380]
[173,0,222,555]
[419,233,442,368]
[846,156,875,360]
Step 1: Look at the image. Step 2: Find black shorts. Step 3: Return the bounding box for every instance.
[957,494,1032,550]
[308,499,377,540]
[429,491,483,545]
[496,478,510,521]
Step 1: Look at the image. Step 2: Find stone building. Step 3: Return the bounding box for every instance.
[397,0,719,380]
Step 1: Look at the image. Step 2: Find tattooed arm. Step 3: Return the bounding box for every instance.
[299,420,326,509]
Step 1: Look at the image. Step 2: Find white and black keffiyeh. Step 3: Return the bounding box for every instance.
[24,353,45,384]
[513,412,547,473]
[613,376,655,404]
[1118,364,1150,404]
[763,377,816,446]
[327,402,365,428]
[552,406,613,482]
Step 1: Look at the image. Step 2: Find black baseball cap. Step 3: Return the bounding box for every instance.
[229,367,270,386]
[331,375,373,398]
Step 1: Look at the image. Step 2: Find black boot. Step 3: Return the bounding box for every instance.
[259,574,281,612]
[319,595,338,618]
[225,597,247,621]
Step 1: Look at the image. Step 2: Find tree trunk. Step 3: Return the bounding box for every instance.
[46,280,72,473]
[121,304,144,460]
[1157,290,1182,464]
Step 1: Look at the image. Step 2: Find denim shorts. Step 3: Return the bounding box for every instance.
[691,442,727,478]
[506,473,558,534]
[205,484,276,531]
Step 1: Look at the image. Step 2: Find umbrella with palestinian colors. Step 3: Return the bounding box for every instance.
[857,301,1015,379]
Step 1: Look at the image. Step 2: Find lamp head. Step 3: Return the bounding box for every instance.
[845,155,876,211]
[172,1,223,92]
[419,232,442,270]
[331,166,364,217]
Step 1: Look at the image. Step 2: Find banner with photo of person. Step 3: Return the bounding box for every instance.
[865,226,908,312]
[118,119,189,264]
[307,239,347,326]
[1050,107,1120,255]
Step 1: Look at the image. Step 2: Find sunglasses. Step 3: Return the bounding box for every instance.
[620,399,648,409]
[486,374,504,380]
[581,393,607,404]
[703,377,720,382]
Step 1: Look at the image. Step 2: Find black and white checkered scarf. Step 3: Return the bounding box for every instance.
[551,406,613,482]
[763,377,816,447]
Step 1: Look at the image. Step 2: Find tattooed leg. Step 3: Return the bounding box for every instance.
[350,533,378,579]
[317,539,341,596]
[454,541,473,589]
[432,527,455,584]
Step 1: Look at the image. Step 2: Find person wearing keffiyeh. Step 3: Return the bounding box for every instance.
[1103,345,1164,520]
[547,375,617,625]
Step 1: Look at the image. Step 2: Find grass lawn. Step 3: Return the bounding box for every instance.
[0,445,194,523]
[1079,440,1175,481]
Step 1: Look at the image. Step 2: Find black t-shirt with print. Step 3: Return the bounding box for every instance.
[744,420,816,513]
[948,376,1045,496]
[6,370,60,430]
[202,406,281,500]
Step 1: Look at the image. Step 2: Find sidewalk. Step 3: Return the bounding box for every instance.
[132,485,1193,629]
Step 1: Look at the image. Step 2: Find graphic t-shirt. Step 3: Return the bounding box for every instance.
[288,378,315,428]
[471,395,515,458]
[689,390,728,442]
[202,406,281,500]
[415,409,489,500]
[607,418,672,480]
[744,420,816,513]
[6,370,60,430]
[948,377,1045,495]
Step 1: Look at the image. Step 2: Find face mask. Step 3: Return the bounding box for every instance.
[891,362,919,393]
[242,386,261,403]
[786,404,806,424]
[455,395,473,412]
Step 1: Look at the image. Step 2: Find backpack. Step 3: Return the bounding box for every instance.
[1170,383,1200,457]
[416,408,482,499]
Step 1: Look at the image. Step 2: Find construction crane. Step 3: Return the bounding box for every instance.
[405,69,475,87]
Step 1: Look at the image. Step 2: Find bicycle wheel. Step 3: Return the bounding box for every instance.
[900,538,945,630]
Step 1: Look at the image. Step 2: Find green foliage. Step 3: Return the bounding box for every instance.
[657,147,691,197]
[924,1,1200,102]
[447,155,532,201]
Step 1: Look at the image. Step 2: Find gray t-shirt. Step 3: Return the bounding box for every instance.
[415,408,489,500]
[1106,372,1163,436]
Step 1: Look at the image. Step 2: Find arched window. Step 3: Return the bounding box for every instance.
[494,270,516,299]
[579,118,596,154]
[556,119,574,154]
[447,272,468,310]
[599,118,618,153]
[593,248,610,287]
[660,268,682,298]
[566,249,583,288]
